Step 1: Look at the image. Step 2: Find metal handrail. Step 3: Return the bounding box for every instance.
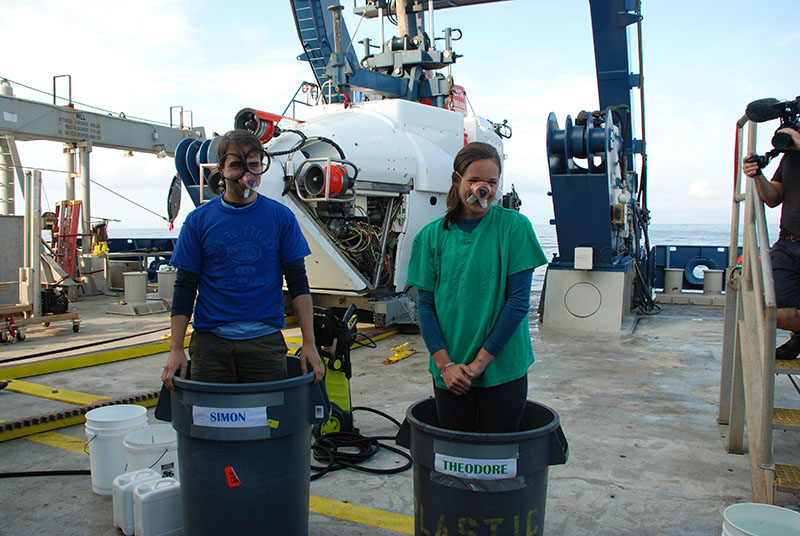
[720,115,777,503]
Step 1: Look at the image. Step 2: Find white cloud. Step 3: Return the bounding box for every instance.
[3,0,799,231]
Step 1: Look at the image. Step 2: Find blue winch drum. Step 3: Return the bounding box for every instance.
[171,358,330,536]
[405,398,568,536]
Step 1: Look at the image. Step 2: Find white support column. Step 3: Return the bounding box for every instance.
[0,138,13,215]
[20,170,42,317]
[0,81,14,215]
[30,170,42,317]
[79,140,92,253]
[64,142,77,201]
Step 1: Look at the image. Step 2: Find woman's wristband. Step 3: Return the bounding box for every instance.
[440,361,456,374]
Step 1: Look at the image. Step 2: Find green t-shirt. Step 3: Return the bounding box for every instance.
[407,205,548,388]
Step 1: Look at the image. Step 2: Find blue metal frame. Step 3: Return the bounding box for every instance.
[288,1,506,107]
[545,0,647,275]
[291,0,360,103]
[589,0,643,173]
[649,245,740,291]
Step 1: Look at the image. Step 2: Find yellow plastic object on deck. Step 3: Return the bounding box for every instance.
[26,431,88,455]
[4,379,110,405]
[383,342,416,365]
[309,495,413,535]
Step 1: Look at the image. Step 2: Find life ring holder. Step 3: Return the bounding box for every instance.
[684,257,719,286]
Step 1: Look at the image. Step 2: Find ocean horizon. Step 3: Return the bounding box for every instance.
[108,222,780,295]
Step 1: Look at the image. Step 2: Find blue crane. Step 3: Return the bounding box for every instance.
[543,0,653,330]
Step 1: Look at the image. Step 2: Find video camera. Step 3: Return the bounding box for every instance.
[745,96,800,168]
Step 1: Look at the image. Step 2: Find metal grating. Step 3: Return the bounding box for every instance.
[773,407,800,431]
[775,464,800,494]
[775,359,800,375]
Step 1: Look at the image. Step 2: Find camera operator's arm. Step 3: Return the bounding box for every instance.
[743,151,784,207]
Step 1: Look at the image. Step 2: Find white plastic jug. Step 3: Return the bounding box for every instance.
[133,478,183,536]
[113,469,161,536]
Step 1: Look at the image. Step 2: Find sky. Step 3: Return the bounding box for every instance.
[2,0,799,232]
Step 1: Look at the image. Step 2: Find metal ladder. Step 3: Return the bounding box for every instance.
[51,200,82,281]
[719,115,800,503]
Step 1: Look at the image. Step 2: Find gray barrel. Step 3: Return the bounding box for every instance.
[171,360,330,536]
[406,399,568,536]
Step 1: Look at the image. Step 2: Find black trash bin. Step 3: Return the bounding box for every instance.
[171,358,330,536]
[404,398,568,536]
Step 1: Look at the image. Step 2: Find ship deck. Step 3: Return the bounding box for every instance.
[1,294,798,535]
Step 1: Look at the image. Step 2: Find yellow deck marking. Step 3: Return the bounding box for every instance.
[1,414,88,442]
[9,422,412,535]
[0,336,190,379]
[285,329,400,350]
[1,314,311,379]
[26,431,88,455]
[310,495,413,535]
[0,398,158,442]
[4,379,110,405]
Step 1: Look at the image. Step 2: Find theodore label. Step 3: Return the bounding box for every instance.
[434,453,517,480]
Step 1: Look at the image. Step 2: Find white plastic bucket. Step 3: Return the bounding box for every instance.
[124,424,179,479]
[664,268,683,294]
[85,404,148,495]
[123,271,147,304]
[157,266,177,301]
[722,503,800,536]
[703,269,724,295]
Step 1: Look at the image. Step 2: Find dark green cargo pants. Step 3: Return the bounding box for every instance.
[188,330,288,383]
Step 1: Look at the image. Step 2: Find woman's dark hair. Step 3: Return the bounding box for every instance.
[216,129,263,164]
[443,142,502,229]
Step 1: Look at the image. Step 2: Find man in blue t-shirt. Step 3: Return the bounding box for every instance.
[161,130,324,389]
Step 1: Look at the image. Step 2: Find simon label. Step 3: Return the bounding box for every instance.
[192,406,268,428]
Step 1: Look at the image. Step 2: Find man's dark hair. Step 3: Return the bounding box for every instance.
[443,142,502,229]
[216,129,263,164]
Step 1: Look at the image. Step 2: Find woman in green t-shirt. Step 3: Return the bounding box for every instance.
[407,142,547,433]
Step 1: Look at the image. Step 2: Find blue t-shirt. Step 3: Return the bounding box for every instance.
[170,195,311,332]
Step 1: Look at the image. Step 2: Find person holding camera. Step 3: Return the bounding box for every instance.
[743,127,800,359]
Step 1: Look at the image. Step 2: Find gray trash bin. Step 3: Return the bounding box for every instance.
[405,398,568,536]
[171,358,330,536]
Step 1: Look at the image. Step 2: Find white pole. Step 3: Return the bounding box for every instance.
[64,143,76,201]
[23,170,31,274]
[428,0,435,50]
[31,170,42,317]
[379,6,385,53]
[0,81,14,215]
[79,141,91,254]
[0,139,13,215]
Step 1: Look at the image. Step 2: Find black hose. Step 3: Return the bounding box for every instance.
[310,406,412,480]
[0,326,171,364]
[305,136,346,159]
[0,469,90,479]
[267,129,308,157]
